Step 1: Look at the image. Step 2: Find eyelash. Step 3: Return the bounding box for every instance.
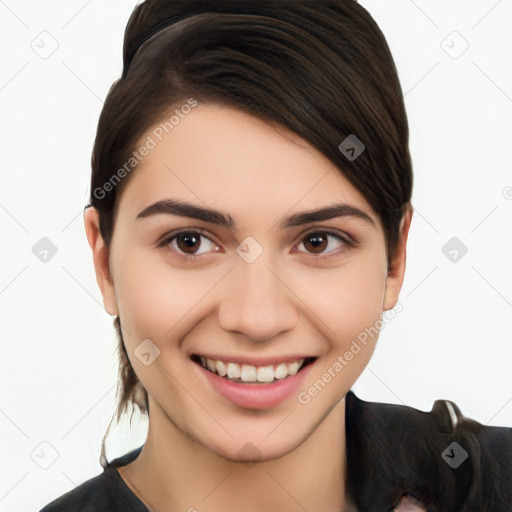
[158,228,355,261]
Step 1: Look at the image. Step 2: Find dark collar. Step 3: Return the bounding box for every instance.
[344,390,512,511]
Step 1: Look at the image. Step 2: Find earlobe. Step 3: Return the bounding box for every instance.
[83,207,119,316]
[383,206,413,311]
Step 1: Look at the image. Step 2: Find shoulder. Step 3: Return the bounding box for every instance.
[345,390,512,512]
[39,447,148,512]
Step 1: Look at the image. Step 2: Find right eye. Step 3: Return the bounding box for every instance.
[159,230,222,259]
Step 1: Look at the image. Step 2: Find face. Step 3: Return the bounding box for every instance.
[86,103,409,462]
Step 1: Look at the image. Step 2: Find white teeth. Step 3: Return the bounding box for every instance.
[273,363,288,380]
[227,362,241,379]
[257,365,274,383]
[197,356,309,383]
[287,361,301,376]
[216,360,227,377]
[241,364,257,382]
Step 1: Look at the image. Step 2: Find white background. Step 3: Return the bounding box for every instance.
[1,1,511,510]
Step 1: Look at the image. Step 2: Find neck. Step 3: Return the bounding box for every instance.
[118,399,349,512]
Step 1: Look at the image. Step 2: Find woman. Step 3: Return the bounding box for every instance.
[40,0,512,510]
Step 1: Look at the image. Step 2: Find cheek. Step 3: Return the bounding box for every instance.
[296,254,389,405]
[342,262,386,326]
[302,255,387,349]
[298,251,386,376]
[112,250,218,346]
[111,253,206,394]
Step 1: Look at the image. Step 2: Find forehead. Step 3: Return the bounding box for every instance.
[116,104,375,223]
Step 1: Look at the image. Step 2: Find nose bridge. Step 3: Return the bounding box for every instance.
[217,249,298,342]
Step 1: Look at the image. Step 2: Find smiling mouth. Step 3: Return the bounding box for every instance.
[191,354,317,384]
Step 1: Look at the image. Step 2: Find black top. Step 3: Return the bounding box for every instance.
[40,390,512,512]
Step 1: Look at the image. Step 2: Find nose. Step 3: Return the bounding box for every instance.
[217,257,299,343]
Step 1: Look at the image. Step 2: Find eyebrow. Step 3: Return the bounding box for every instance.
[136,198,375,229]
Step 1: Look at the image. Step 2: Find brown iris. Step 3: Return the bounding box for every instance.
[303,232,328,254]
[176,232,202,254]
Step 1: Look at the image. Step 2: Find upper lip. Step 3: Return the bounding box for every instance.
[191,353,318,366]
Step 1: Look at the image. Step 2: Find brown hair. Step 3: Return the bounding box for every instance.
[88,0,413,471]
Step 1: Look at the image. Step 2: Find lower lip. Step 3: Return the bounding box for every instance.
[195,360,315,410]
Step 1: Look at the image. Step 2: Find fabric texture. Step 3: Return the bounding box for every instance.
[40,447,147,512]
[39,390,512,512]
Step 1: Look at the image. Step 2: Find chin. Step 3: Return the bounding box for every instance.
[202,429,306,464]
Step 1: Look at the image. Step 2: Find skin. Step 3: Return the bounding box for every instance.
[85,104,412,511]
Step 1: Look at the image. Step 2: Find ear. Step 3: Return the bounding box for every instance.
[83,207,119,316]
[383,206,413,311]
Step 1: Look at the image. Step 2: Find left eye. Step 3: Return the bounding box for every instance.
[296,231,348,257]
